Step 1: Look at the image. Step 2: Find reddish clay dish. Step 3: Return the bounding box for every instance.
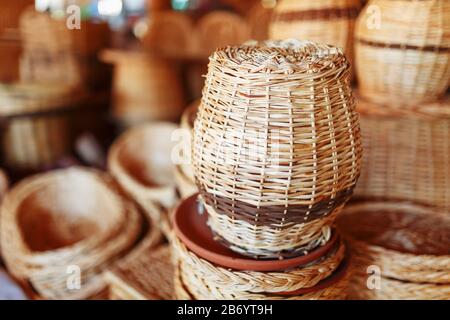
[172,193,340,272]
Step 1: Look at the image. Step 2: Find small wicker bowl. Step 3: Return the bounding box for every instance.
[193,39,362,258]
[0,167,142,299]
[337,201,450,299]
[108,122,179,216]
[355,0,450,106]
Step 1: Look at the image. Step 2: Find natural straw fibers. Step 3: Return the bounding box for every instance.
[193,39,362,258]
[354,96,450,210]
[172,236,346,299]
[108,122,179,217]
[355,0,450,106]
[270,0,360,66]
[337,201,450,300]
[0,167,142,299]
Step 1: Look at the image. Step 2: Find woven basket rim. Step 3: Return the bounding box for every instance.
[210,39,349,74]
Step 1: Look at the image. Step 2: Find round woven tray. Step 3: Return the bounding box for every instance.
[337,201,450,286]
[354,95,450,211]
[193,39,362,258]
[355,0,450,106]
[0,167,142,299]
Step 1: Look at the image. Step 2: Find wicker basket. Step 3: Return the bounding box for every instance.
[355,0,450,106]
[101,49,185,127]
[179,99,199,182]
[270,0,360,67]
[0,167,142,299]
[108,122,179,218]
[106,245,173,300]
[172,237,348,300]
[193,39,362,258]
[174,165,198,200]
[195,11,251,58]
[355,96,450,210]
[337,201,450,299]
[0,83,78,170]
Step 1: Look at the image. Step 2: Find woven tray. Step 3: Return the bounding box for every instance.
[355,0,450,106]
[337,201,450,286]
[193,39,361,258]
[354,95,450,210]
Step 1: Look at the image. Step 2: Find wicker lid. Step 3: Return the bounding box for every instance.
[210,39,349,75]
[338,202,450,256]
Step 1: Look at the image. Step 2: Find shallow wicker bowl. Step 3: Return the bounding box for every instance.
[108,122,179,214]
[355,0,450,106]
[193,39,362,258]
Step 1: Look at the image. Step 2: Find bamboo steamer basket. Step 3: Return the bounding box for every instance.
[195,11,251,57]
[108,122,179,219]
[337,201,450,300]
[101,49,185,126]
[0,167,143,299]
[355,0,450,106]
[106,245,173,300]
[354,96,450,210]
[142,11,195,57]
[0,83,78,170]
[270,0,360,67]
[193,39,362,258]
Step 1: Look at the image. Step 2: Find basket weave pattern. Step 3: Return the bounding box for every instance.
[193,39,362,257]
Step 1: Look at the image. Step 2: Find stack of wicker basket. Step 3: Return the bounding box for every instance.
[341,0,450,300]
[171,39,362,300]
[337,202,450,300]
[0,167,143,299]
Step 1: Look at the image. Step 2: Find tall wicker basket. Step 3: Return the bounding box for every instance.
[269,0,360,67]
[193,40,362,258]
[0,83,78,170]
[355,0,450,106]
[354,95,450,210]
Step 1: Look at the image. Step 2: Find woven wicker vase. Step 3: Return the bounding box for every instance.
[355,0,450,106]
[108,122,179,218]
[101,50,185,127]
[337,201,450,300]
[0,83,78,170]
[269,0,360,67]
[193,39,362,258]
[355,95,450,210]
[0,167,142,300]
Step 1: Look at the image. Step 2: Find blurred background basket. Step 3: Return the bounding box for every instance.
[193,39,362,258]
[0,167,143,299]
[355,0,450,106]
[355,95,450,210]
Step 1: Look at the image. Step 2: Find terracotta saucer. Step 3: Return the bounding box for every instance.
[172,193,339,272]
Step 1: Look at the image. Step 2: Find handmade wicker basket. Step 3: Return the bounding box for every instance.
[338,201,450,283]
[0,167,142,299]
[108,122,179,218]
[106,245,173,300]
[193,39,362,258]
[0,83,77,170]
[270,0,360,67]
[355,0,450,106]
[101,50,185,127]
[354,96,450,210]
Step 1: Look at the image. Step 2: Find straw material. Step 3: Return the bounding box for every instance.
[106,245,172,300]
[270,0,360,66]
[196,11,251,58]
[172,235,346,300]
[108,122,179,219]
[0,167,142,299]
[338,201,450,284]
[354,96,450,210]
[193,39,362,257]
[0,83,78,170]
[101,50,185,126]
[355,0,450,106]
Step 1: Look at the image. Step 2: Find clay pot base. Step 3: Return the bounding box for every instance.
[173,193,340,272]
